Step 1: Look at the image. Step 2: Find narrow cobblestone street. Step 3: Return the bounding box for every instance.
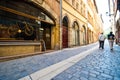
[52,41,120,80]
[0,0,120,80]
[0,40,120,80]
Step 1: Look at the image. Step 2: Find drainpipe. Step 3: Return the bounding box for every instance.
[60,0,62,49]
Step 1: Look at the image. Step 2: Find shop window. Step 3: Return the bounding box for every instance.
[0,0,54,41]
[0,10,36,41]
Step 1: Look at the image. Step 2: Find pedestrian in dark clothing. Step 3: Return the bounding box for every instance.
[107,31,115,50]
[98,32,106,49]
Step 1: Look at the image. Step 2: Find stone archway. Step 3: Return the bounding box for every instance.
[81,25,86,45]
[62,16,69,48]
[72,21,79,46]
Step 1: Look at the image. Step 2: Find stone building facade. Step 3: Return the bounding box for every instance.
[114,0,120,45]
[62,0,103,48]
[0,0,103,59]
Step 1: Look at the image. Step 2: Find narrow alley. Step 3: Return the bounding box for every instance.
[0,40,120,80]
[0,0,120,80]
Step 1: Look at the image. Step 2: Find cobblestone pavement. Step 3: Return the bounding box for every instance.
[0,42,97,80]
[52,41,120,80]
[0,41,120,80]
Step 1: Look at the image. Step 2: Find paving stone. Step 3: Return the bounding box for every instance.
[81,70,89,75]
[79,72,89,78]
[52,76,67,80]
[114,77,120,80]
[70,76,79,80]
[101,73,113,79]
[73,73,81,78]
[97,75,108,80]
[103,68,111,75]
[79,77,88,80]
[1,42,120,80]
[113,72,120,77]
[89,76,99,80]
[89,73,97,77]
[89,70,100,75]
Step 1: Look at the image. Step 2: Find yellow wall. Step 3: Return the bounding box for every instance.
[0,45,41,57]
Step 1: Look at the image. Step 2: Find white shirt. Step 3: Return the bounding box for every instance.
[99,34,105,41]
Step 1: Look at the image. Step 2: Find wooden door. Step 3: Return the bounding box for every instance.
[62,26,68,48]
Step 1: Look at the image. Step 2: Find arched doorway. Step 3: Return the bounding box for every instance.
[81,25,86,45]
[87,28,91,44]
[62,16,68,48]
[72,21,79,46]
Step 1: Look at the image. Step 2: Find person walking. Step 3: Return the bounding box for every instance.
[107,31,115,50]
[98,32,106,49]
